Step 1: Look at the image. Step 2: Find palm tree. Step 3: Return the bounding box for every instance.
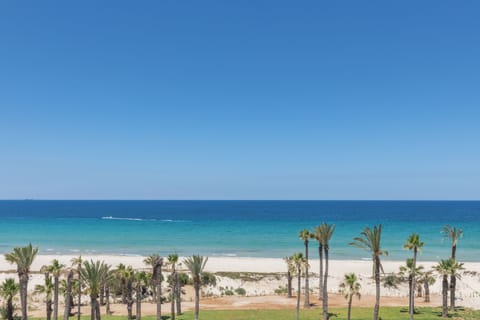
[417,270,435,303]
[350,225,388,320]
[115,263,128,304]
[0,278,20,320]
[312,225,324,300]
[79,260,111,320]
[4,243,39,320]
[291,252,307,320]
[339,273,361,320]
[35,271,54,320]
[298,229,311,308]
[121,266,135,320]
[71,256,83,320]
[134,271,148,320]
[63,268,74,320]
[184,255,208,320]
[318,223,335,320]
[46,259,66,320]
[434,259,452,318]
[404,233,424,319]
[144,254,163,320]
[168,254,179,320]
[399,258,424,316]
[283,256,295,298]
[441,225,463,309]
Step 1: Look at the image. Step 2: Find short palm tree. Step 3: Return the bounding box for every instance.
[47,259,65,320]
[184,255,208,320]
[298,229,311,308]
[339,273,361,320]
[417,270,435,302]
[71,256,83,320]
[144,254,163,320]
[79,260,111,320]
[283,256,295,298]
[4,243,39,320]
[441,225,463,309]
[0,278,20,320]
[121,266,135,320]
[168,254,179,320]
[35,271,54,320]
[399,258,424,316]
[404,233,424,319]
[63,268,74,320]
[134,271,149,320]
[350,225,388,320]
[292,252,307,320]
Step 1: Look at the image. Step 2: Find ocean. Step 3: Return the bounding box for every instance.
[0,200,479,261]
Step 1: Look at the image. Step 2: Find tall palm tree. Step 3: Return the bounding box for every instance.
[339,273,361,320]
[35,271,54,320]
[71,256,83,320]
[441,225,463,309]
[404,233,424,319]
[47,259,65,320]
[291,252,307,320]
[0,278,20,320]
[63,268,74,320]
[350,225,388,320]
[283,256,295,298]
[298,229,311,308]
[168,254,179,320]
[184,255,208,320]
[144,254,163,320]
[79,260,111,320]
[318,223,335,320]
[4,243,39,320]
[312,225,324,300]
[418,270,435,302]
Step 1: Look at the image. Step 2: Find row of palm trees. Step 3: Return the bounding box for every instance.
[2,245,209,320]
[288,224,464,320]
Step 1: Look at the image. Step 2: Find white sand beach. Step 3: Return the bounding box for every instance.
[1,254,479,313]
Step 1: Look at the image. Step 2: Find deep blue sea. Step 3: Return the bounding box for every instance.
[0,200,479,261]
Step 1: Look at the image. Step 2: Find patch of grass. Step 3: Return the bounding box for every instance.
[47,307,480,320]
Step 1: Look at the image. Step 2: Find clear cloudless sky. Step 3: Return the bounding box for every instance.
[1,1,479,200]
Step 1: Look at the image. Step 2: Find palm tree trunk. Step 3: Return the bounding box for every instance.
[54,276,59,320]
[450,244,456,310]
[194,281,200,320]
[77,273,82,320]
[410,249,417,320]
[94,298,101,320]
[408,275,412,314]
[287,271,292,298]
[424,282,430,303]
[319,244,323,300]
[90,297,95,320]
[156,269,162,320]
[106,286,111,315]
[136,282,142,320]
[304,241,310,308]
[442,275,448,318]
[20,274,28,320]
[47,299,53,320]
[373,256,380,320]
[347,295,352,320]
[296,267,301,320]
[127,281,133,320]
[100,284,105,306]
[175,272,181,315]
[64,270,74,320]
[171,273,176,320]
[322,245,329,320]
[6,297,13,320]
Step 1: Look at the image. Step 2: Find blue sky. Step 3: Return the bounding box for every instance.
[1,1,479,200]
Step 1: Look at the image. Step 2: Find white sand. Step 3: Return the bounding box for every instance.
[1,255,479,309]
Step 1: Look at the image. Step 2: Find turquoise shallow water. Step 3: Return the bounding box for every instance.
[0,200,479,261]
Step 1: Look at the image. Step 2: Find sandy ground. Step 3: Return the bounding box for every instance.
[0,254,478,317]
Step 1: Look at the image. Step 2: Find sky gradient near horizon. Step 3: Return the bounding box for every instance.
[1,1,480,200]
